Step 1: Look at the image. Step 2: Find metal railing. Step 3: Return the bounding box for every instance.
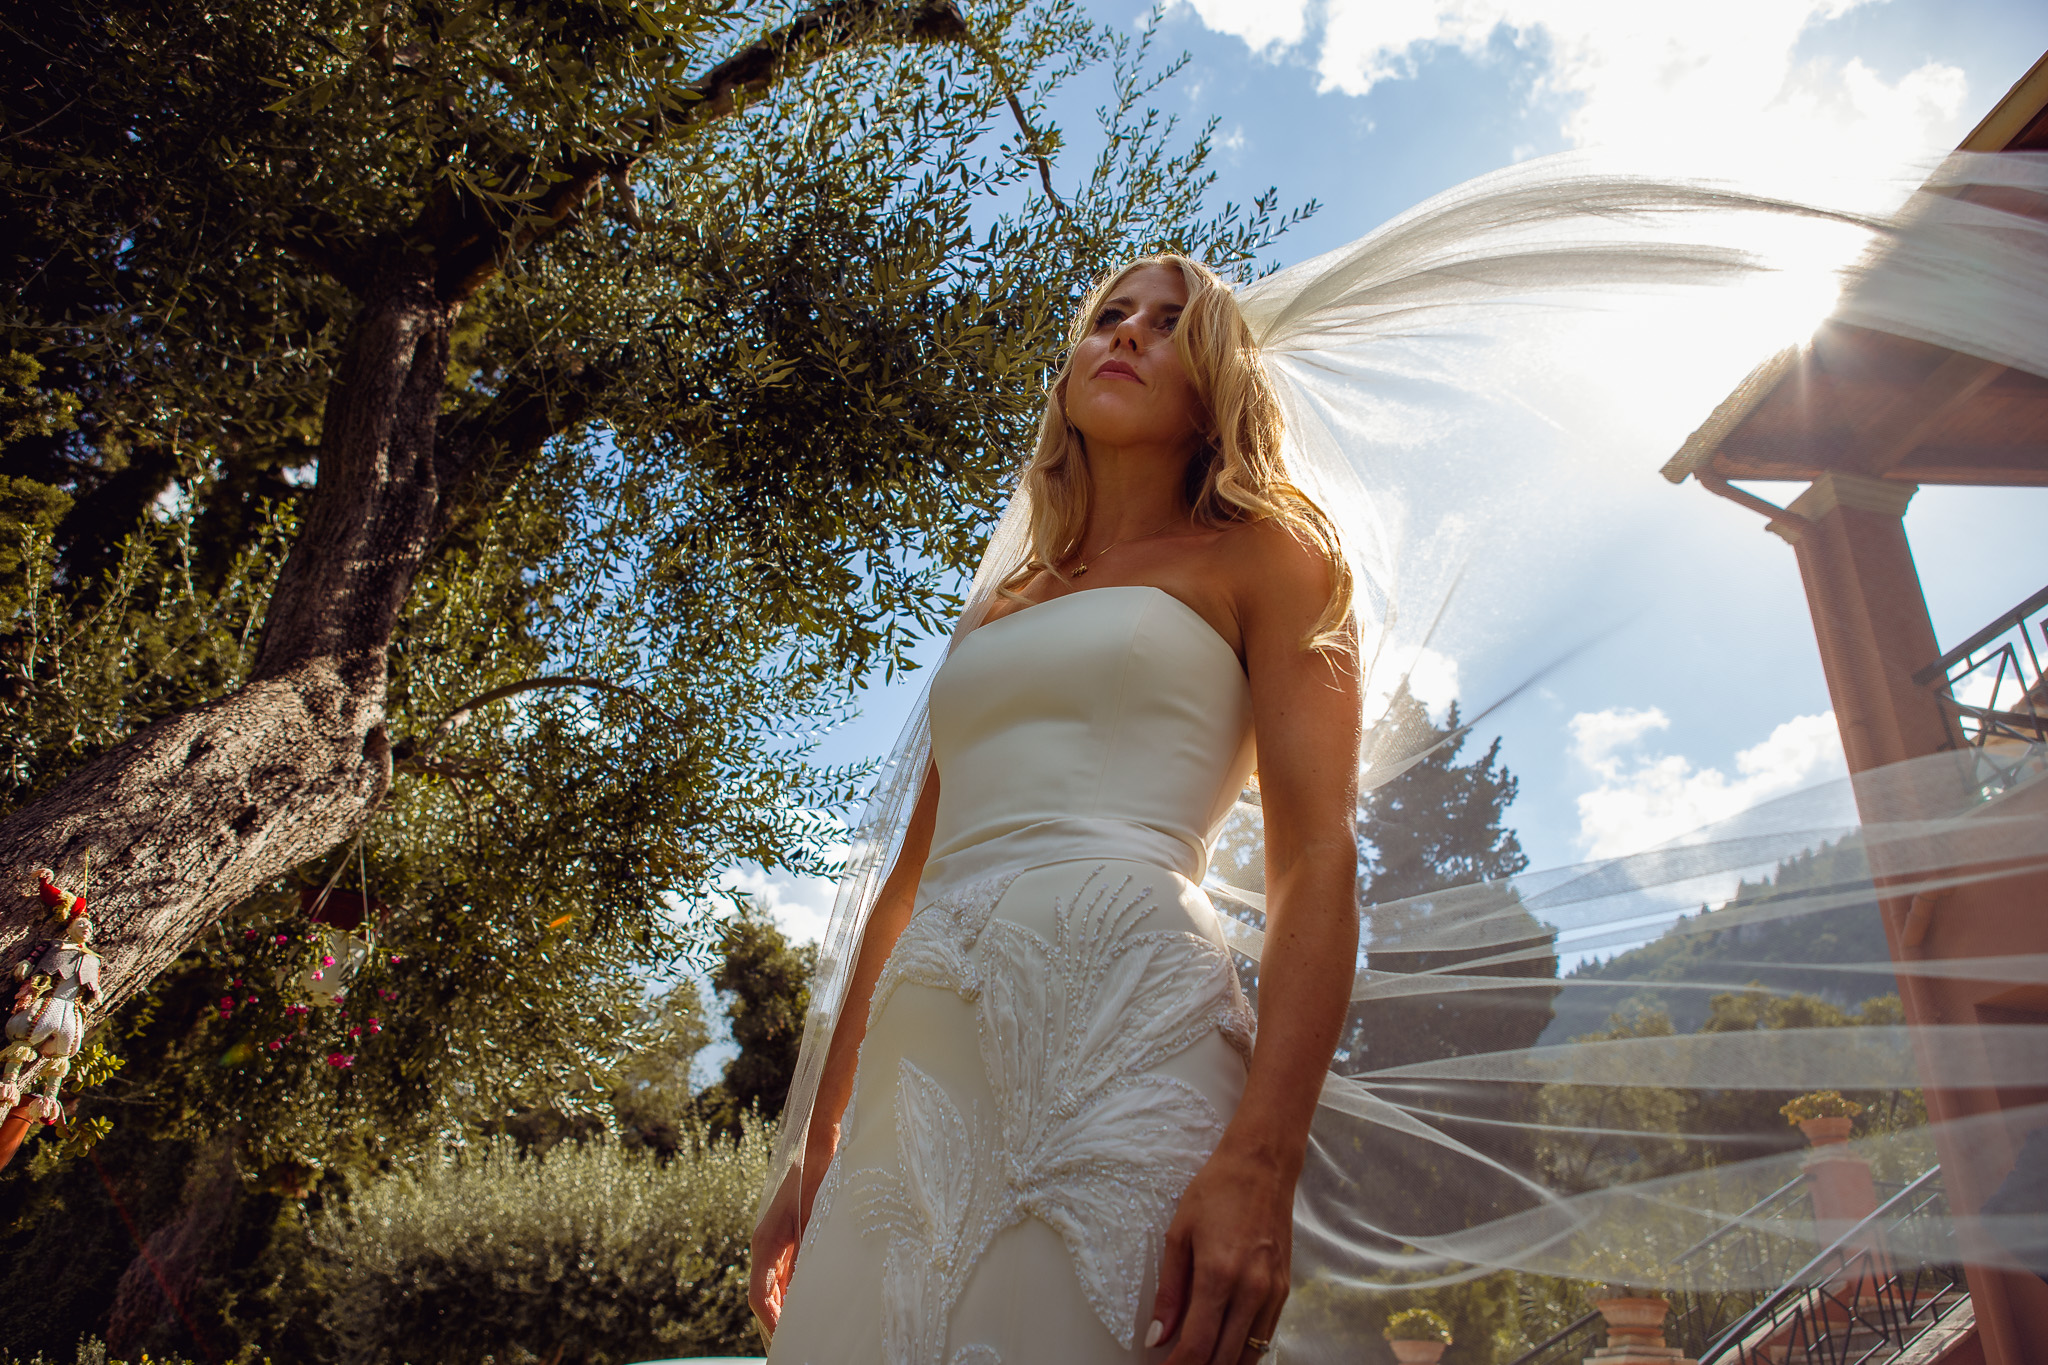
[1503,1168,1959,1365]
[1914,583,2048,750]
[1665,1173,1822,1351]
[1506,1174,1821,1365]
[1698,1167,1967,1365]
[1506,1309,1604,1365]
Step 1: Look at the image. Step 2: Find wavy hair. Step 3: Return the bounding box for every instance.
[1001,254,1354,650]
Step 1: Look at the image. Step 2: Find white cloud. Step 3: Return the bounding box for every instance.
[1191,0,1970,187]
[1570,707,1845,859]
[1183,0,1309,55]
[720,862,841,945]
[1365,643,1462,725]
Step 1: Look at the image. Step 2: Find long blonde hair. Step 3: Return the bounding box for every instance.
[1000,255,1353,649]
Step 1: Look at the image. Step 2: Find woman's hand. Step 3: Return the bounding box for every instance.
[749,1162,804,1339]
[1148,1139,1295,1364]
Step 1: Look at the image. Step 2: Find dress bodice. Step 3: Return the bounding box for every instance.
[925,586,1256,888]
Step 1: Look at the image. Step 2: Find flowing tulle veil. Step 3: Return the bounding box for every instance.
[764,150,2048,1355]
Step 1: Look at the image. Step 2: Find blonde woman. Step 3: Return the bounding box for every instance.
[749,256,1363,1365]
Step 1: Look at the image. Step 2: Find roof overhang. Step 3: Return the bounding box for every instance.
[1664,50,2048,492]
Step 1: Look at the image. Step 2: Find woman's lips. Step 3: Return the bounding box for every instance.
[1094,359,1141,382]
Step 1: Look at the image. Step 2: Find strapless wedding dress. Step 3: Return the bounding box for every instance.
[768,585,1260,1365]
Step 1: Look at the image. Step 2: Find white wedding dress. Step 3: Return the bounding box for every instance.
[767,585,1261,1365]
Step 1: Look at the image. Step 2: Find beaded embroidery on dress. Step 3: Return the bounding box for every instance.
[765,588,1259,1365]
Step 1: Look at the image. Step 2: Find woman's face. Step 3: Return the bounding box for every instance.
[1063,264,1203,455]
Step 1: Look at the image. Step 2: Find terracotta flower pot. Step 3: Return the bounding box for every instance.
[1799,1115,1854,1145]
[1594,1296,1671,1349]
[1387,1342,1448,1365]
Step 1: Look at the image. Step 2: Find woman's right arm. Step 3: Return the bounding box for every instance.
[750,764,941,1334]
[798,764,941,1198]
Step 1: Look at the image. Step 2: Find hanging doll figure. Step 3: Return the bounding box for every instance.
[0,868,102,1119]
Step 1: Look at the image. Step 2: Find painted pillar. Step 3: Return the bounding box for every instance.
[1777,473,1951,772]
[1774,470,2043,1365]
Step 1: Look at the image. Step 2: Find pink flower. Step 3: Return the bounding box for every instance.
[309,970,323,981]
[326,1053,354,1068]
[367,1017,382,1030]
[379,988,396,1001]
[321,954,335,967]
[275,933,289,945]
[245,929,259,939]
[268,1040,283,1051]
[245,996,258,1005]
[389,954,403,965]
[218,997,234,1016]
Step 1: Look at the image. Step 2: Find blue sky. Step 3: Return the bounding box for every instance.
[725,1,2048,947]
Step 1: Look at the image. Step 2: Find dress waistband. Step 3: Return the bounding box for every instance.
[916,816,1207,907]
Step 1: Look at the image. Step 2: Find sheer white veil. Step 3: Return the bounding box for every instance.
[763,149,2048,1354]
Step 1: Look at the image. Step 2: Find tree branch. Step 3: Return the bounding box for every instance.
[431,357,613,532]
[406,675,676,760]
[432,0,970,302]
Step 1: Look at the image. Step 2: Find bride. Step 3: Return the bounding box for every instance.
[748,254,1362,1365]
[746,147,2048,1365]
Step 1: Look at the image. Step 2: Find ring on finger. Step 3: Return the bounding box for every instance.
[1245,1336,1273,1357]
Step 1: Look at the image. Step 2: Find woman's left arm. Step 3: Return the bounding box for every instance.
[1152,526,1363,1365]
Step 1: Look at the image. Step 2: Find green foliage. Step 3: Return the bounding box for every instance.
[0,480,292,800]
[1280,696,1555,1363]
[694,907,817,1136]
[1779,1089,1863,1124]
[1,0,1307,1353]
[1338,692,1556,1246]
[1535,990,1926,1195]
[610,979,717,1155]
[1285,1269,1531,1364]
[1385,1306,1454,1342]
[0,1130,218,1363]
[311,1123,775,1365]
[1534,1006,1692,1195]
[1,0,1304,1173]
[0,353,80,451]
[1546,840,1893,1042]
[0,1341,202,1365]
[1346,693,1551,1074]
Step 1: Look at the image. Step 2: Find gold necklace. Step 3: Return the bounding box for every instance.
[1070,515,1182,577]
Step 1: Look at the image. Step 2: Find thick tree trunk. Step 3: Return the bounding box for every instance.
[0,0,979,1017]
[0,261,452,1012]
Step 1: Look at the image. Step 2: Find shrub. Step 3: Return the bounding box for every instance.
[1384,1306,1454,1343]
[312,1119,773,1365]
[0,1342,198,1365]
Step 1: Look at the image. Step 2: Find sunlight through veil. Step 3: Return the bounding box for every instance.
[764,149,2048,1357]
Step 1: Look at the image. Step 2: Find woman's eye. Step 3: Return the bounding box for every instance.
[1094,308,1125,329]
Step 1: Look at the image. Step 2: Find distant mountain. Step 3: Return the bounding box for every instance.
[1540,840,1899,1044]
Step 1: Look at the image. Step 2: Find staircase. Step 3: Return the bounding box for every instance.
[1697,1168,1970,1365]
[1505,1167,1973,1365]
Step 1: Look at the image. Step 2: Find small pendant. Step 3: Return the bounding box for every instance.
[1072,563,1089,577]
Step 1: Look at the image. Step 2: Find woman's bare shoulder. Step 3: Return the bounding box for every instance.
[966,570,1052,632]
[1215,516,1335,608]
